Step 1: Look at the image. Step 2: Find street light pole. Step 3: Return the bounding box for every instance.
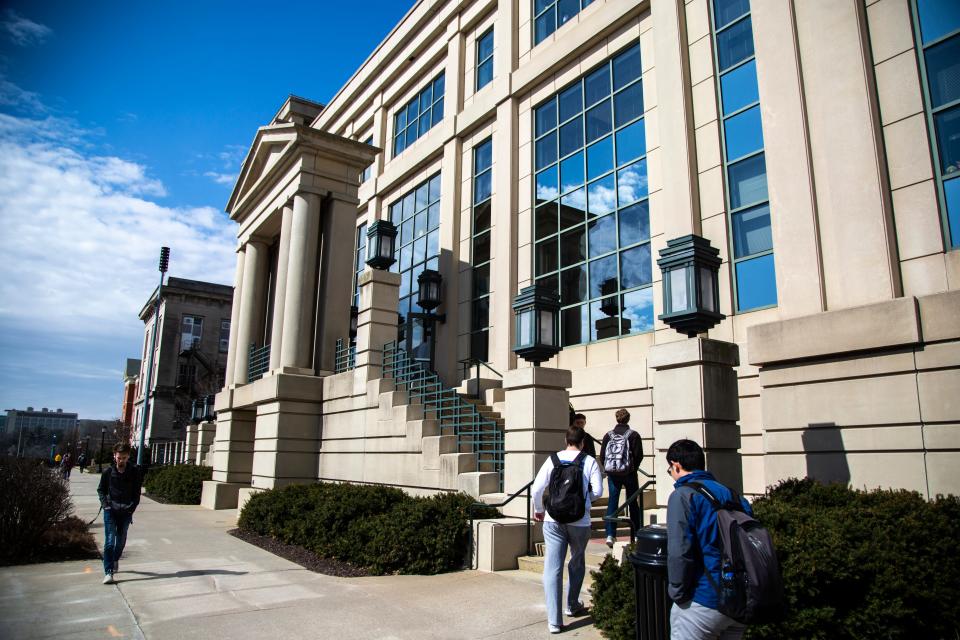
[99,427,106,473]
[137,247,170,466]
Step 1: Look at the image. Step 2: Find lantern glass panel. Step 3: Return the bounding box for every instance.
[669,265,690,313]
[699,267,715,312]
[540,309,555,346]
[518,309,533,348]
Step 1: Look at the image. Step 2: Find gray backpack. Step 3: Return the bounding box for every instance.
[603,427,633,474]
[687,482,786,624]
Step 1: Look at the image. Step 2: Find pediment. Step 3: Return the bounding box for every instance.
[226,123,299,216]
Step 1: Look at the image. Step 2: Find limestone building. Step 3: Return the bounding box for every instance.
[132,278,233,450]
[203,0,960,522]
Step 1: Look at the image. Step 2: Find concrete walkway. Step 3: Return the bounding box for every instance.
[0,471,604,639]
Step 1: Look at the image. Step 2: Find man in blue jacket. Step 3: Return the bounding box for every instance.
[666,439,749,639]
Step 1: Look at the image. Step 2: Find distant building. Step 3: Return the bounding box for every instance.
[120,358,141,441]
[5,407,79,436]
[0,415,6,435]
[131,277,232,450]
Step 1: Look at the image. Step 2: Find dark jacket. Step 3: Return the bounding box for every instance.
[97,464,142,514]
[598,424,643,476]
[666,470,753,609]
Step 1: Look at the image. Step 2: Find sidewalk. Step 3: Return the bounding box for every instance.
[0,471,604,639]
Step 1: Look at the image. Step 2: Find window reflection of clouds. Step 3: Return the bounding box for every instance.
[588,175,616,215]
[622,288,654,334]
[617,160,648,207]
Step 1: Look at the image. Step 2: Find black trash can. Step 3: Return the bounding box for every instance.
[627,524,671,640]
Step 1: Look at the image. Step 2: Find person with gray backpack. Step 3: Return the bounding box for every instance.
[666,439,785,639]
[599,408,643,547]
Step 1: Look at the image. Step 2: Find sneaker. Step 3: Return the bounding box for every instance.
[606,536,615,548]
[565,602,588,617]
[548,624,562,634]
[102,573,114,585]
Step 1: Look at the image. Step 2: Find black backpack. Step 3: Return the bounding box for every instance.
[687,482,786,624]
[545,451,588,523]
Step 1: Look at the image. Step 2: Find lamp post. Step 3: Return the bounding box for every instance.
[656,234,724,337]
[50,433,57,464]
[98,427,106,473]
[365,219,397,270]
[138,246,170,466]
[512,284,561,366]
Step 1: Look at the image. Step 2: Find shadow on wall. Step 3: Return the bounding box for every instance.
[802,422,851,486]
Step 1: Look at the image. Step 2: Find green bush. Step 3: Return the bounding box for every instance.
[589,479,960,640]
[238,482,499,575]
[143,464,212,504]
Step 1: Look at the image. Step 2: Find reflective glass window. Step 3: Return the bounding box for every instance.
[584,66,611,106]
[587,136,614,180]
[615,119,646,166]
[476,29,495,92]
[945,177,960,247]
[618,200,650,247]
[713,0,750,29]
[732,203,772,259]
[917,0,960,44]
[588,174,616,217]
[560,227,586,267]
[935,107,960,176]
[720,59,759,115]
[393,73,445,156]
[727,153,768,210]
[724,105,764,161]
[536,132,558,170]
[716,17,754,71]
[560,152,585,194]
[612,44,641,91]
[621,287,654,335]
[617,159,647,207]
[588,213,617,257]
[620,243,652,289]
[586,100,612,143]
[735,254,777,310]
[925,37,960,108]
[614,81,644,127]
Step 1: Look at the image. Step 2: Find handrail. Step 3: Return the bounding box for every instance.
[457,357,503,397]
[602,471,657,544]
[466,479,535,570]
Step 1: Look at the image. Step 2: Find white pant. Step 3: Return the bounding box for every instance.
[670,600,746,640]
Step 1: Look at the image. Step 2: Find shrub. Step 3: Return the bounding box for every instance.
[238,482,500,575]
[0,456,91,565]
[588,478,960,640]
[143,464,212,504]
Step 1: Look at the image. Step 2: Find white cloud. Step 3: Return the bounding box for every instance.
[204,170,237,185]
[0,112,236,340]
[2,10,52,47]
[0,77,44,112]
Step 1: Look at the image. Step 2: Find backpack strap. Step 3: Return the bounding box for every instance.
[550,452,561,467]
[574,450,587,467]
[686,481,745,513]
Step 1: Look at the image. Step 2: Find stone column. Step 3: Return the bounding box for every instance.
[648,338,742,509]
[269,204,294,370]
[354,267,401,385]
[280,192,321,372]
[435,137,461,383]
[196,419,216,466]
[203,407,256,509]
[233,239,269,384]
[251,400,322,490]
[489,97,519,375]
[314,196,358,374]
[501,367,571,513]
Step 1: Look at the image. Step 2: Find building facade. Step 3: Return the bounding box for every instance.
[131,278,233,450]
[204,0,960,515]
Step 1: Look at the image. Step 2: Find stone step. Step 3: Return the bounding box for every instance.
[458,471,500,497]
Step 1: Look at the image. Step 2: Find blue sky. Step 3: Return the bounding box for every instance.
[0,1,411,418]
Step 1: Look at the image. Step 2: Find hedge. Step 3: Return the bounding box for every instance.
[238,482,500,575]
[590,479,960,640]
[143,464,212,504]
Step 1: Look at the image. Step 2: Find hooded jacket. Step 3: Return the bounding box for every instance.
[666,470,752,609]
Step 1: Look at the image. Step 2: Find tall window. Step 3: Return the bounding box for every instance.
[180,315,203,351]
[353,222,368,307]
[913,0,960,248]
[393,75,445,156]
[471,139,493,360]
[390,174,442,321]
[710,0,777,311]
[533,0,594,46]
[219,320,230,353]
[476,29,494,91]
[360,136,374,183]
[533,42,653,347]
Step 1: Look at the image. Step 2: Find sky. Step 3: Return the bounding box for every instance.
[0,1,411,419]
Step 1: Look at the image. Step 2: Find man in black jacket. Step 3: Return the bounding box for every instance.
[598,408,644,547]
[97,443,141,584]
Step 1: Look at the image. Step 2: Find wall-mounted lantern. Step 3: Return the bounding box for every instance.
[417,269,443,312]
[512,285,561,366]
[365,219,397,270]
[657,234,724,337]
[349,305,359,339]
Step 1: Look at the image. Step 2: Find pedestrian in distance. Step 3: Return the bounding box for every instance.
[533,426,603,634]
[61,452,74,480]
[598,408,643,547]
[77,452,87,473]
[570,411,598,459]
[666,439,750,640]
[97,443,142,584]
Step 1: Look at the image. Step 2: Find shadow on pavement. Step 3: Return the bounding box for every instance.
[119,569,248,582]
[563,615,596,632]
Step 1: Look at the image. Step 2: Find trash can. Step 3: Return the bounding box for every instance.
[627,524,671,640]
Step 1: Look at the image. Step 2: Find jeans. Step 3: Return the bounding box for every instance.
[605,473,640,538]
[102,509,132,575]
[671,600,746,640]
[542,521,592,627]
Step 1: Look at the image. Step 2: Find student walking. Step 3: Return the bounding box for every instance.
[533,426,603,634]
[666,439,750,640]
[61,452,74,480]
[97,443,142,584]
[598,408,643,547]
[569,411,597,459]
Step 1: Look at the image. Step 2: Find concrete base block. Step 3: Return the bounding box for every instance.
[458,471,500,498]
[237,487,266,514]
[473,517,544,572]
[200,480,247,510]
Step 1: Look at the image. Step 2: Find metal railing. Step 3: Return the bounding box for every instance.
[335,337,356,373]
[248,343,270,382]
[602,469,657,543]
[466,479,535,569]
[457,357,503,398]
[383,341,504,491]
